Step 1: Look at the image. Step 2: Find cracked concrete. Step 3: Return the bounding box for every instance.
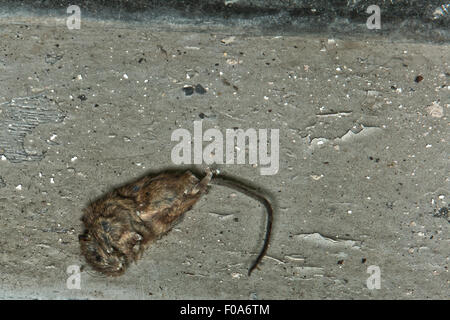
[0,15,448,299]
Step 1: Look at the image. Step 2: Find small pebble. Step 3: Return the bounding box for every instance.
[182,86,194,96]
[195,84,207,94]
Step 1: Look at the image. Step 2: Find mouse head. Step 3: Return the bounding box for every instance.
[79,196,143,276]
[79,229,128,276]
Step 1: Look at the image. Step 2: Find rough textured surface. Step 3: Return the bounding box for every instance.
[0,15,449,299]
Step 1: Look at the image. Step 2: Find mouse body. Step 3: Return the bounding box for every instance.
[79,170,212,276]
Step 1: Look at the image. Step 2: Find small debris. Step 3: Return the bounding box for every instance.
[195,84,207,94]
[77,94,87,101]
[434,206,449,220]
[182,86,194,96]
[425,101,443,118]
[221,36,236,44]
[414,75,424,83]
[45,54,63,65]
[0,177,5,188]
[226,58,240,65]
[157,45,168,59]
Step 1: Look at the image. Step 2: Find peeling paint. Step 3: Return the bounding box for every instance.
[0,95,65,163]
[295,232,362,250]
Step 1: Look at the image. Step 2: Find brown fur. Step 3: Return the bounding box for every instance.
[79,170,211,276]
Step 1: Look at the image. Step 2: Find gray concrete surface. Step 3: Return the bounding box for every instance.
[0,15,449,299]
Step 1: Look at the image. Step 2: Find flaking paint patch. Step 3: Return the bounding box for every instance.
[295,232,362,250]
[0,95,65,163]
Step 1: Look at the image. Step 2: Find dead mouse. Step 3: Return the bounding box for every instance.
[79,168,273,277]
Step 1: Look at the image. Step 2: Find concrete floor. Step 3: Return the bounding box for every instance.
[0,16,448,299]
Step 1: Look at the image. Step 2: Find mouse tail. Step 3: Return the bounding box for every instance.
[209,170,273,276]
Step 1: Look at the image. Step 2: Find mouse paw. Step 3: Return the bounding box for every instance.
[191,168,212,195]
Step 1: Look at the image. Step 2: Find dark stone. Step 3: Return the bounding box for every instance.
[195,84,207,94]
[182,86,194,96]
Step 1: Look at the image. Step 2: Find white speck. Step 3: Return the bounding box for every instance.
[76,75,82,80]
[50,178,54,184]
[71,156,78,162]
[317,140,324,145]
[221,36,236,44]
[426,144,432,148]
[367,90,380,96]
[1,155,6,161]
[50,134,57,141]
[347,210,352,214]
[438,195,445,200]
[39,172,43,178]
[123,74,128,79]
[16,185,22,190]
[336,67,341,71]
[231,272,242,279]
[264,96,269,100]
